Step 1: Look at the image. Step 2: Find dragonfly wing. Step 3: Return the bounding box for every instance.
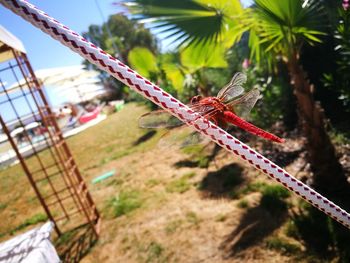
[181,130,209,148]
[158,126,208,149]
[227,88,260,119]
[139,101,217,129]
[217,72,247,102]
[139,110,183,128]
[188,101,217,114]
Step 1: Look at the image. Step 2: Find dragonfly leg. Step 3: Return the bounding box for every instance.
[210,117,218,126]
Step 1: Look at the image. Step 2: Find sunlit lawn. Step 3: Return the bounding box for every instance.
[0,103,158,239]
[0,102,347,262]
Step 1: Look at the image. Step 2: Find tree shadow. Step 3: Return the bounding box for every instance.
[207,143,223,164]
[220,196,288,257]
[133,130,156,146]
[174,143,222,169]
[55,223,98,263]
[174,160,199,168]
[197,163,245,199]
[288,203,350,262]
[261,148,304,167]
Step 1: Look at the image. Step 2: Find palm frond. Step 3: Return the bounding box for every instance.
[246,0,327,63]
[123,0,242,47]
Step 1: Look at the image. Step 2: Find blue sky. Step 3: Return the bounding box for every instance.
[0,0,120,70]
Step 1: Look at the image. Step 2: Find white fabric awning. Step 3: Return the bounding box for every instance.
[0,25,26,63]
[8,65,99,90]
[4,64,107,104]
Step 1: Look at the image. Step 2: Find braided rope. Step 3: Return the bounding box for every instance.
[2,0,350,229]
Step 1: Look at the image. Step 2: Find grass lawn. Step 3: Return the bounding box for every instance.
[0,102,347,262]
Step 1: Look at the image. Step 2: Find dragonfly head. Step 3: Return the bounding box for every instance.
[190,95,202,104]
[191,96,226,112]
[203,97,220,104]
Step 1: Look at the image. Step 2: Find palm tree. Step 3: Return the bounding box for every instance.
[125,0,347,194]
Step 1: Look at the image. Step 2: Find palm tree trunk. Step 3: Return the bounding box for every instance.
[287,54,348,195]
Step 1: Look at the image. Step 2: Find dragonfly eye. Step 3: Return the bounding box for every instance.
[191,95,202,104]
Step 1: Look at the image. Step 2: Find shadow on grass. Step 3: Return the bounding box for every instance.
[206,143,222,166]
[220,187,289,257]
[261,146,303,167]
[174,160,199,168]
[55,223,98,263]
[174,143,222,169]
[287,202,350,262]
[198,163,245,199]
[133,130,156,146]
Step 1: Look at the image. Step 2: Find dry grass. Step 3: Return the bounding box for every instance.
[0,103,345,262]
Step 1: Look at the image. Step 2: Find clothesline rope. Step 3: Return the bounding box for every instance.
[1,0,350,229]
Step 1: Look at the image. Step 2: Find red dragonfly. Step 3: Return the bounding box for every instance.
[139,72,284,144]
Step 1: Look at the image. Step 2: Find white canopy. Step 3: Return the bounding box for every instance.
[34,65,99,86]
[10,127,24,137]
[6,65,108,103]
[25,121,40,130]
[0,25,26,63]
[7,65,99,90]
[39,66,107,103]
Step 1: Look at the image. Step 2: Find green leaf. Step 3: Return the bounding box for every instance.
[128,47,158,77]
[180,42,227,72]
[246,0,326,63]
[125,0,242,47]
[126,0,327,68]
[162,63,185,92]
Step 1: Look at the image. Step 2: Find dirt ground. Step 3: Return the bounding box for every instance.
[0,103,347,262]
[82,146,292,263]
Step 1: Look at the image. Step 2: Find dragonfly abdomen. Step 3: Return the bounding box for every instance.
[223,111,284,143]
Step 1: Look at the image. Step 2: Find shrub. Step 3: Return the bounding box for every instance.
[237,199,250,209]
[166,173,195,194]
[108,191,142,217]
[260,185,290,214]
[265,237,301,255]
